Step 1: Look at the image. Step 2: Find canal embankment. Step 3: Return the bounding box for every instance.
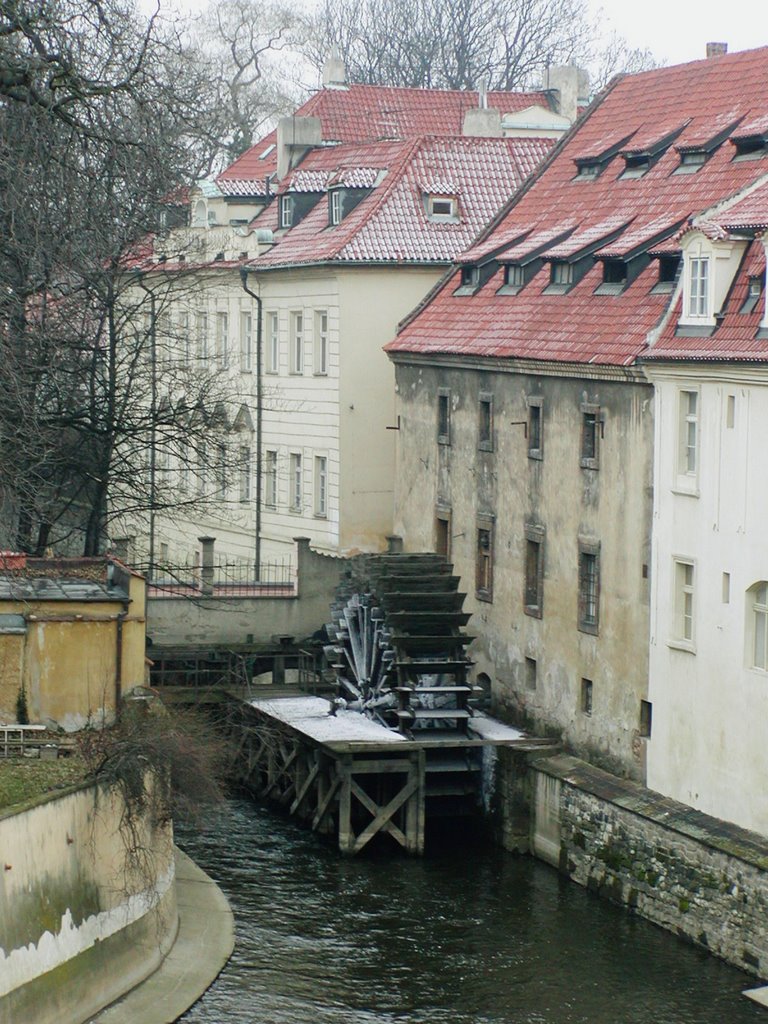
[523,753,768,981]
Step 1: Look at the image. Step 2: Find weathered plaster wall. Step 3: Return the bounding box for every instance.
[146,537,349,645]
[392,358,654,780]
[0,779,177,1024]
[530,754,768,980]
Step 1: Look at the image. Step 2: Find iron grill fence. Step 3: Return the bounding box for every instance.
[132,557,295,597]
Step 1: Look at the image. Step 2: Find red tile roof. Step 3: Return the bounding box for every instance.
[216,84,550,194]
[388,46,768,367]
[249,135,554,268]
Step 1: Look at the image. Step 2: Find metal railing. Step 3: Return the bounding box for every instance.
[135,557,295,597]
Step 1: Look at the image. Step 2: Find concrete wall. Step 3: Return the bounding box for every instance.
[392,357,654,780]
[0,779,177,1024]
[528,754,768,980]
[646,364,768,836]
[146,537,350,646]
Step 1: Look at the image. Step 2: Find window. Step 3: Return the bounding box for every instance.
[314,311,328,375]
[179,312,191,364]
[505,264,525,288]
[289,452,302,511]
[329,190,342,225]
[478,393,493,451]
[578,541,600,635]
[179,440,190,493]
[476,519,494,601]
[673,559,695,644]
[740,275,764,314]
[265,450,278,507]
[688,256,709,317]
[751,583,768,671]
[580,404,600,469]
[726,394,736,429]
[435,511,451,560]
[216,312,229,366]
[314,456,328,516]
[524,525,545,618]
[528,398,543,459]
[239,446,251,502]
[198,441,208,494]
[437,389,451,445]
[602,259,626,285]
[427,196,457,222]
[525,657,537,691]
[580,678,593,716]
[458,266,479,291]
[290,311,304,373]
[722,572,731,603]
[551,261,573,286]
[192,199,206,227]
[677,390,698,476]
[658,255,681,285]
[267,312,279,374]
[240,312,253,372]
[216,443,227,497]
[639,700,653,738]
[280,194,294,228]
[196,312,208,361]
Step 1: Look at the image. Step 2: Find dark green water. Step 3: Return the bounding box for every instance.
[178,800,764,1024]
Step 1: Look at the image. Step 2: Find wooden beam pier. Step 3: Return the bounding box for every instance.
[227,695,549,856]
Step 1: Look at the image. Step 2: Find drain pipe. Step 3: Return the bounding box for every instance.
[239,267,263,581]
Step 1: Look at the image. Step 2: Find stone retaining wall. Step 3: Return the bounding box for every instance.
[531,754,768,979]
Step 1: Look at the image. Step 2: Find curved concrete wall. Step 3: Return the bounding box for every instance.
[0,779,177,1024]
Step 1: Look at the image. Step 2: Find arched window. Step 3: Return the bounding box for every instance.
[747,582,768,670]
[192,199,207,227]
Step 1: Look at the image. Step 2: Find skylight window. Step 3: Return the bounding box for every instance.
[741,274,764,314]
[428,196,458,222]
[260,143,276,159]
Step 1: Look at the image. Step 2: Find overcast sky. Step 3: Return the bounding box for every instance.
[589,0,767,66]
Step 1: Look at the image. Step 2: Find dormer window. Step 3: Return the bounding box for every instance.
[329,189,342,225]
[279,195,294,229]
[575,162,601,180]
[688,256,709,318]
[620,153,651,179]
[506,265,524,287]
[741,274,764,314]
[427,196,458,223]
[550,261,573,286]
[732,135,768,160]
[677,150,708,171]
[603,259,626,284]
[652,254,681,292]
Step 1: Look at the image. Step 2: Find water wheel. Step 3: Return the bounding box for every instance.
[326,552,477,735]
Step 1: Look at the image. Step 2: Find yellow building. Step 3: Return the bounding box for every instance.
[0,556,146,730]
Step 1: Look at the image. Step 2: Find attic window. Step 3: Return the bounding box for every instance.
[427,196,458,223]
[506,264,524,287]
[741,275,764,314]
[260,143,276,159]
[454,265,481,295]
[620,153,651,179]
[732,135,768,160]
[603,259,626,284]
[279,195,294,229]
[575,161,601,180]
[550,261,573,286]
[653,254,681,292]
[677,150,708,172]
[329,189,342,225]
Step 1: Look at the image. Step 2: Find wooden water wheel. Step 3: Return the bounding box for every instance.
[327,553,478,735]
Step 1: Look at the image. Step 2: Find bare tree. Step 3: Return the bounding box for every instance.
[302,0,657,92]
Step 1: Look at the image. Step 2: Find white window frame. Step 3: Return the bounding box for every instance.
[675,388,699,490]
[197,312,208,361]
[216,311,229,367]
[427,196,458,222]
[290,311,304,374]
[265,450,278,507]
[179,311,191,365]
[240,311,253,372]
[289,452,302,511]
[749,582,768,671]
[239,445,251,503]
[267,311,279,374]
[314,310,328,375]
[314,455,328,517]
[687,254,710,318]
[280,195,293,228]
[330,190,342,225]
[671,558,696,649]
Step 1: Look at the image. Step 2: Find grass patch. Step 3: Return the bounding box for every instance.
[0,757,88,811]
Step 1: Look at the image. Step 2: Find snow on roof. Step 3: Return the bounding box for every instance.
[217,82,551,191]
[251,135,554,268]
[389,45,768,367]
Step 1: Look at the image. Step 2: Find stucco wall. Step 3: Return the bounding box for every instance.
[646,366,768,836]
[392,357,654,780]
[529,754,768,980]
[0,779,177,1024]
[146,537,349,646]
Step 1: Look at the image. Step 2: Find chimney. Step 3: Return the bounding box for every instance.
[322,46,347,88]
[706,42,728,58]
[543,65,590,124]
[276,116,322,180]
[463,80,502,137]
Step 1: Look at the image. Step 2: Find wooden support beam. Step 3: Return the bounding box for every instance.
[338,759,354,854]
[352,777,418,854]
[312,774,341,832]
[349,779,408,848]
[290,760,320,815]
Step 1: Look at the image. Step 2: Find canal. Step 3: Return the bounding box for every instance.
[178,800,765,1024]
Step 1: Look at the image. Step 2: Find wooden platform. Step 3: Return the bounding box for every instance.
[229,695,549,856]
